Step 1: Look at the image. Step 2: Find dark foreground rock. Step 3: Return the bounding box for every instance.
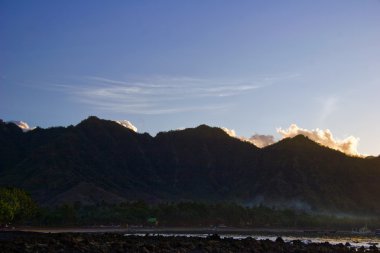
[0,231,378,253]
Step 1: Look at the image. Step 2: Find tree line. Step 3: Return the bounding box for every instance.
[35,201,380,229]
[1,187,379,229]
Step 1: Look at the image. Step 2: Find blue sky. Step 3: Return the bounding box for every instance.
[1,1,380,155]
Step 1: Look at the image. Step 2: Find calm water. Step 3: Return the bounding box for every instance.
[124,233,380,249]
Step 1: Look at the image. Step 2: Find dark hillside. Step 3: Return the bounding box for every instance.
[1,117,380,214]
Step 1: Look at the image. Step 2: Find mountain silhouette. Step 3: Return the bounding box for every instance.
[1,116,379,214]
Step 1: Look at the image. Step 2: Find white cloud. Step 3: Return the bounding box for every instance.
[221,127,237,137]
[221,127,275,148]
[221,124,363,156]
[277,124,360,156]
[8,121,35,132]
[114,120,138,132]
[248,134,275,148]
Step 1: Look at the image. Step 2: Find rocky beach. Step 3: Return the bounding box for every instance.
[1,231,379,253]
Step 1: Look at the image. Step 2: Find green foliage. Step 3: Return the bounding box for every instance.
[0,187,37,223]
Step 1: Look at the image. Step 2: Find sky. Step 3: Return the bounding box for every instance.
[1,1,380,155]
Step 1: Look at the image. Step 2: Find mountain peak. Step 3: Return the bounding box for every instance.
[281,134,321,145]
[265,134,350,158]
[289,134,314,143]
[186,124,233,139]
[79,116,101,124]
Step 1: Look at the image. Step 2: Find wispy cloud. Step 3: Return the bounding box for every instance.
[53,74,297,114]
[318,96,339,125]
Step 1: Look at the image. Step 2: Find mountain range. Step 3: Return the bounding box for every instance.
[1,116,380,214]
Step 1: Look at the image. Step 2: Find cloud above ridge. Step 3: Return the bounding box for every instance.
[248,134,275,148]
[8,121,35,132]
[221,127,275,148]
[114,120,138,132]
[277,124,360,156]
[221,124,362,156]
[220,127,237,137]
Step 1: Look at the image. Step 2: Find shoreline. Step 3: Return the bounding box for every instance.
[1,230,379,253]
[10,226,380,237]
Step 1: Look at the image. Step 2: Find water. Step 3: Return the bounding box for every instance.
[124,233,380,249]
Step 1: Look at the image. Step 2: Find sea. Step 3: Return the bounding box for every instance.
[123,232,380,249]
